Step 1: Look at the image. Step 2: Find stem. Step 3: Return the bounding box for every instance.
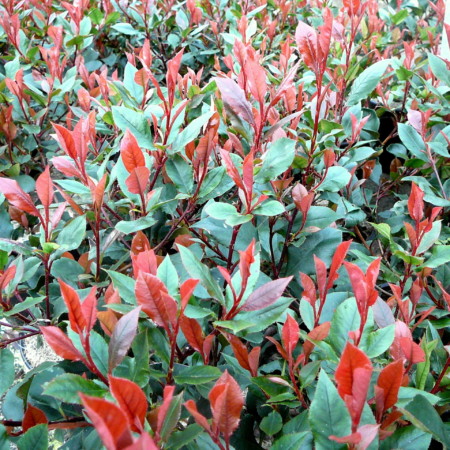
[430,356,450,394]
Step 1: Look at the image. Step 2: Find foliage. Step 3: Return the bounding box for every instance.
[0,0,449,448]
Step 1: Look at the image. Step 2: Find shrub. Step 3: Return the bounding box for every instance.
[0,0,449,449]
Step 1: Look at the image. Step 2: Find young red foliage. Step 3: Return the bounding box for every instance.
[179,315,205,357]
[335,343,373,430]
[35,166,54,221]
[109,376,148,433]
[375,359,404,421]
[408,183,424,223]
[80,394,134,450]
[125,167,150,196]
[40,326,84,361]
[22,404,48,432]
[282,314,300,359]
[120,130,146,173]
[208,370,244,445]
[0,178,40,217]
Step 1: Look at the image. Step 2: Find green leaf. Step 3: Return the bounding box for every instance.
[415,338,438,391]
[423,245,450,269]
[112,106,153,150]
[106,270,136,303]
[178,245,224,304]
[3,296,44,317]
[398,123,427,161]
[397,387,441,408]
[51,259,84,286]
[198,167,226,200]
[43,374,106,404]
[380,426,431,450]
[157,255,178,296]
[317,167,351,192]
[400,395,450,448]
[255,138,296,183]
[166,155,194,194]
[205,201,238,220]
[272,432,312,450]
[159,393,183,443]
[428,53,450,86]
[89,331,109,376]
[166,424,203,450]
[18,424,48,450]
[0,349,14,397]
[111,23,140,35]
[174,366,222,384]
[309,370,351,450]
[260,411,283,436]
[370,222,392,242]
[347,59,390,105]
[363,324,395,358]
[328,298,360,354]
[115,215,157,233]
[171,111,214,151]
[252,200,285,216]
[55,215,86,254]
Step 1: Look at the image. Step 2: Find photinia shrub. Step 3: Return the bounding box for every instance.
[0,0,449,449]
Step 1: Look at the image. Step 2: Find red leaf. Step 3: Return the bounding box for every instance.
[400,337,425,365]
[248,346,260,377]
[135,272,177,331]
[59,279,87,334]
[108,307,141,372]
[93,173,107,211]
[408,183,424,223]
[344,261,368,311]
[314,256,327,301]
[282,314,299,357]
[209,370,244,444]
[35,166,54,217]
[343,0,361,15]
[0,265,16,291]
[330,424,379,450]
[266,336,288,360]
[80,394,134,450]
[52,156,82,178]
[303,321,331,361]
[52,122,77,160]
[131,249,157,277]
[327,240,352,290]
[245,57,267,109]
[227,334,251,372]
[126,167,150,196]
[180,315,204,356]
[81,286,98,333]
[109,376,148,432]
[375,359,404,419]
[335,342,373,427]
[390,321,412,361]
[123,432,158,450]
[156,385,175,438]
[241,276,293,311]
[184,400,211,432]
[180,278,199,310]
[40,326,84,361]
[219,149,245,191]
[121,130,145,173]
[295,21,318,72]
[131,231,151,254]
[22,404,48,432]
[215,77,255,126]
[0,178,39,217]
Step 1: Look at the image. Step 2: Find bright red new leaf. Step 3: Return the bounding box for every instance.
[375,359,404,420]
[121,130,146,173]
[0,178,40,217]
[40,326,84,361]
[22,404,48,432]
[282,314,299,359]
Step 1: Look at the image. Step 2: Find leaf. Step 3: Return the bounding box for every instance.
[120,129,145,172]
[260,411,283,436]
[52,122,77,159]
[209,371,244,444]
[171,110,214,151]
[35,166,53,215]
[428,53,450,85]
[55,215,87,253]
[109,376,148,432]
[335,342,372,427]
[309,370,351,450]
[126,167,150,195]
[398,124,427,161]
[40,326,84,361]
[0,178,39,216]
[317,166,351,192]
[328,298,360,353]
[178,245,224,304]
[363,324,395,358]
[255,138,296,183]
[43,374,106,404]
[165,155,194,194]
[423,245,450,268]
[408,183,424,223]
[59,279,87,334]
[22,404,47,432]
[241,276,292,311]
[246,58,267,107]
[135,272,177,331]
[272,432,312,450]
[252,200,285,216]
[112,106,153,150]
[18,424,48,450]
[179,316,204,355]
[174,366,222,385]
[347,59,390,105]
[80,394,134,450]
[295,21,318,71]
[375,359,404,417]
[106,270,136,303]
[214,77,255,126]
[108,307,141,372]
[282,314,300,357]
[400,395,450,448]
[379,426,431,450]
[0,348,14,397]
